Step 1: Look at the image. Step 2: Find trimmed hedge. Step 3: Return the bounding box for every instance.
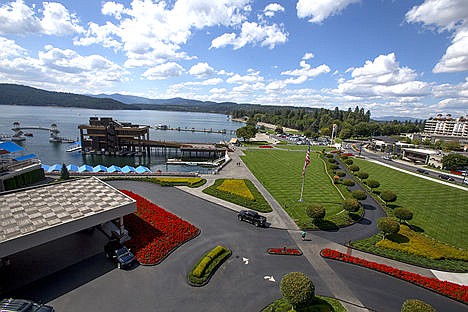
[342,179,355,186]
[280,272,315,308]
[103,176,206,188]
[4,168,45,191]
[203,179,272,212]
[401,299,436,312]
[188,245,231,286]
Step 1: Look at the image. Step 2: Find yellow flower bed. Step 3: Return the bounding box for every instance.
[376,225,468,261]
[155,177,203,185]
[217,179,255,201]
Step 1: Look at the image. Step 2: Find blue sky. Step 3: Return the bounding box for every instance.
[0,0,467,118]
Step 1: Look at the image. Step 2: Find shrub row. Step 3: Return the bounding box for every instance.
[103,176,206,188]
[4,168,45,191]
[188,245,231,286]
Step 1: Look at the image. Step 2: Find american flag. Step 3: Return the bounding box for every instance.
[302,145,311,176]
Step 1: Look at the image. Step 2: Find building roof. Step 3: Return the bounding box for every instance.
[14,154,37,161]
[402,148,438,155]
[0,141,24,154]
[0,177,136,258]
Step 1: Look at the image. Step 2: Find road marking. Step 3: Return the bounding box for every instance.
[264,275,275,282]
[242,257,249,264]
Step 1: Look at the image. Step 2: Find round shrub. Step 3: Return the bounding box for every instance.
[306,204,326,222]
[394,208,413,223]
[280,272,315,308]
[380,190,397,204]
[342,179,355,186]
[378,217,400,238]
[343,198,360,213]
[325,153,334,158]
[357,172,369,179]
[401,299,436,312]
[352,190,367,200]
[328,164,339,170]
[349,165,360,172]
[340,155,348,160]
[327,158,336,164]
[336,171,346,177]
[344,159,353,165]
[366,179,380,190]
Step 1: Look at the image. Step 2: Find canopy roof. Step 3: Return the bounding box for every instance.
[0,142,24,154]
[14,154,37,161]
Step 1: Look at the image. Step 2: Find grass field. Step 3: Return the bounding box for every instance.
[242,149,357,229]
[351,158,468,250]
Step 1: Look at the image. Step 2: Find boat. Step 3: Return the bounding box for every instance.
[66,144,81,152]
[24,132,33,137]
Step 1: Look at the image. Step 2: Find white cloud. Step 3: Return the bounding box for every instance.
[0,0,83,36]
[264,3,285,18]
[189,62,215,78]
[210,21,287,49]
[0,36,27,58]
[302,52,314,60]
[336,53,431,97]
[297,0,360,24]
[143,62,184,80]
[282,61,330,78]
[101,1,126,20]
[406,0,468,73]
[209,87,227,94]
[226,70,264,84]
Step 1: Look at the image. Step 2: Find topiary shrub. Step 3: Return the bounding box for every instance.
[327,158,336,164]
[343,198,360,213]
[349,165,360,172]
[394,208,413,223]
[341,155,348,160]
[305,204,326,223]
[401,299,436,312]
[377,217,400,239]
[352,190,367,200]
[280,272,315,308]
[342,179,355,186]
[366,179,380,192]
[325,154,334,158]
[344,159,353,165]
[380,190,397,205]
[60,163,70,180]
[328,164,339,170]
[335,171,346,177]
[357,172,369,179]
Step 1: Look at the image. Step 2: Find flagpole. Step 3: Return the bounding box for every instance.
[299,144,310,202]
[299,173,305,202]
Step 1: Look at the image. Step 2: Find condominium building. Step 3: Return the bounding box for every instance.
[424,114,468,138]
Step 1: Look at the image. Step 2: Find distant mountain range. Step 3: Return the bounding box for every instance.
[373,116,423,122]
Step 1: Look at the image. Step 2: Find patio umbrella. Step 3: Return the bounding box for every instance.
[66,164,79,172]
[93,165,108,173]
[41,164,49,171]
[107,165,122,173]
[47,163,62,172]
[135,165,151,173]
[121,165,136,173]
[78,164,93,172]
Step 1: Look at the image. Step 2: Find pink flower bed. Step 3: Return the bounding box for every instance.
[321,248,468,303]
[259,145,273,148]
[267,247,302,256]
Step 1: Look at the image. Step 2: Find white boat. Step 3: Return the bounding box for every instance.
[66,145,81,152]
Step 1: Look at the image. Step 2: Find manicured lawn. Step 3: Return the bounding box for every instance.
[242,150,355,229]
[351,158,468,250]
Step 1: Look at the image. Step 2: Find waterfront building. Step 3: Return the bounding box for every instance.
[424,114,468,138]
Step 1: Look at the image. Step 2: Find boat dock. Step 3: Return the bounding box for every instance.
[154,125,236,135]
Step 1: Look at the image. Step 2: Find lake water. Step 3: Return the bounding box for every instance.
[0,105,243,173]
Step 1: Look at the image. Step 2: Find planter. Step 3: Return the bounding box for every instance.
[267,247,303,256]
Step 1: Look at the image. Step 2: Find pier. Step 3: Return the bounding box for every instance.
[154,125,236,135]
[9,122,76,143]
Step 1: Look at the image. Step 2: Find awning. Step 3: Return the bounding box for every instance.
[0,142,24,154]
[66,164,79,172]
[135,165,151,173]
[121,165,136,173]
[78,165,93,172]
[93,165,108,173]
[107,165,122,173]
[14,154,37,161]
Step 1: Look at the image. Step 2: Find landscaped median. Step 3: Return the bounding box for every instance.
[320,248,468,304]
[105,176,206,188]
[187,245,232,286]
[203,178,272,212]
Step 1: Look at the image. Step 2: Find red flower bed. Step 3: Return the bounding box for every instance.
[120,190,200,265]
[267,247,302,256]
[259,145,273,148]
[321,248,468,303]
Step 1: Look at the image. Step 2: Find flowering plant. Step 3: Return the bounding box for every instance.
[120,190,200,265]
[259,145,273,148]
[267,247,302,256]
[320,248,468,303]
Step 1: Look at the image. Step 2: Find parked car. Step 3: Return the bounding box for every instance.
[104,240,136,269]
[438,174,455,181]
[237,210,267,227]
[417,168,428,174]
[0,298,54,312]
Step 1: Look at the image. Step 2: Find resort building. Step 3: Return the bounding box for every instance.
[424,114,468,138]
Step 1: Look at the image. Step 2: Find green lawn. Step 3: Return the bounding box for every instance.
[242,150,355,229]
[352,158,468,250]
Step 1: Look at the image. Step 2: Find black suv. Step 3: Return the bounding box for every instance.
[0,298,54,312]
[417,168,428,174]
[237,210,267,227]
[104,240,136,269]
[439,174,455,181]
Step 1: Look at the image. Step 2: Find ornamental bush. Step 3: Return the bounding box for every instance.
[343,198,360,213]
[357,172,369,179]
[401,299,436,312]
[352,190,367,200]
[327,158,336,164]
[280,272,315,308]
[336,171,346,177]
[325,153,334,158]
[342,179,355,186]
[378,217,400,239]
[305,204,326,222]
[394,208,413,223]
[344,159,353,165]
[341,155,348,160]
[328,164,339,170]
[349,165,360,172]
[366,179,380,191]
[380,190,398,205]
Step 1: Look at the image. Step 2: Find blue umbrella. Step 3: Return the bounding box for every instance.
[66,164,79,172]
[78,164,93,172]
[93,165,108,172]
[121,165,136,173]
[47,164,62,172]
[41,164,49,171]
[135,165,151,173]
[107,165,122,173]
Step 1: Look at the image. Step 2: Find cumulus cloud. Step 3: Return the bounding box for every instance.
[297,0,360,24]
[210,21,287,49]
[189,62,215,78]
[0,0,83,36]
[406,0,468,73]
[226,69,264,84]
[0,36,26,58]
[263,3,285,18]
[336,53,431,97]
[143,62,184,80]
[302,52,314,60]
[282,61,330,78]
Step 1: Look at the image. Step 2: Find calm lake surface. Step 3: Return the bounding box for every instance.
[0,105,243,173]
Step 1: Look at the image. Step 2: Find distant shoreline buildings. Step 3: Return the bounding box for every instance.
[424,114,468,138]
